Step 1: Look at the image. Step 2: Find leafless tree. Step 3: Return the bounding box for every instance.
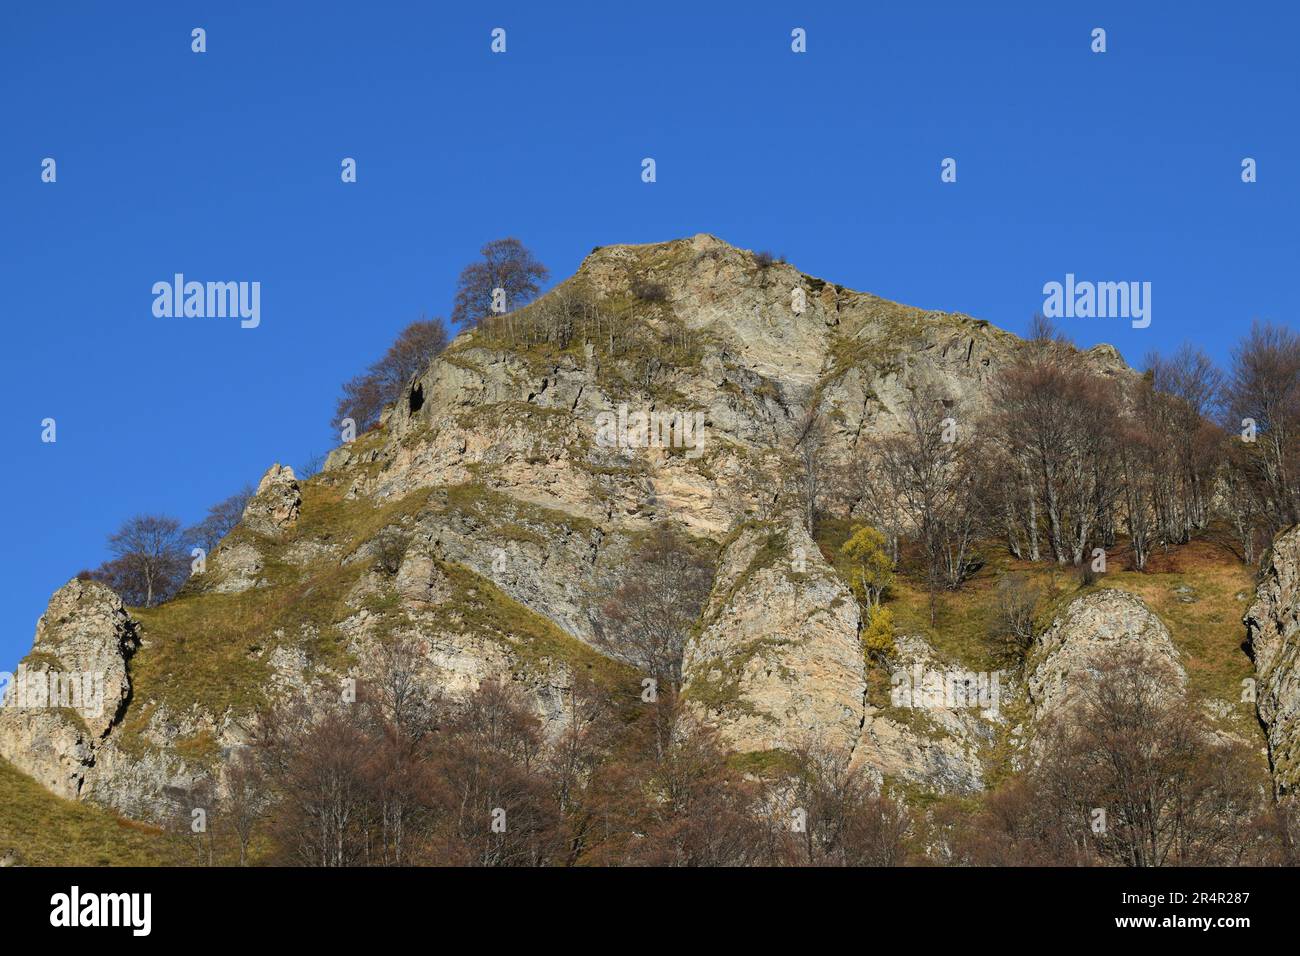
[1034,650,1269,866]
[780,744,911,866]
[220,747,268,866]
[871,388,984,619]
[331,316,450,432]
[96,514,190,606]
[989,573,1042,662]
[187,485,255,554]
[592,525,714,696]
[430,678,564,866]
[258,701,374,867]
[794,404,829,533]
[985,352,1121,566]
[451,238,549,329]
[1223,321,1300,544]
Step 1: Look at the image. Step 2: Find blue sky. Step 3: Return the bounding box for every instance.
[1,1,1296,668]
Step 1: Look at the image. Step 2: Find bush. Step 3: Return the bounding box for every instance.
[863,606,896,660]
[630,279,669,302]
[372,527,408,575]
[990,573,1041,662]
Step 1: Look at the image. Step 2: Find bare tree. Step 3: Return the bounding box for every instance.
[431,678,563,867]
[592,525,714,696]
[299,452,326,480]
[331,316,450,432]
[1224,321,1300,542]
[331,372,389,435]
[793,405,829,533]
[985,352,1120,566]
[1027,311,1073,347]
[451,238,549,329]
[220,748,268,866]
[358,637,440,865]
[95,514,190,606]
[989,573,1042,663]
[187,485,256,554]
[780,744,911,866]
[871,388,983,619]
[260,702,375,867]
[1034,650,1267,866]
[1144,345,1225,543]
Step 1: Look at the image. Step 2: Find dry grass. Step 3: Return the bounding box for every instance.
[0,758,181,866]
[815,520,1260,736]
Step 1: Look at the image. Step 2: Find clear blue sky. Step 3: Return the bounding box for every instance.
[1,1,1296,668]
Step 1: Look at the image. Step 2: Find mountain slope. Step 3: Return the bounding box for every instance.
[0,235,1282,862]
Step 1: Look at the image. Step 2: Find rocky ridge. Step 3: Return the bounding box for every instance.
[0,235,1286,821]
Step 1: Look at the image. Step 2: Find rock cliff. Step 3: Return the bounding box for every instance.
[1246,525,1300,796]
[0,235,1273,826]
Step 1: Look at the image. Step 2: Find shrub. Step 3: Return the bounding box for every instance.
[990,573,1041,662]
[372,527,408,575]
[630,279,669,302]
[863,606,896,660]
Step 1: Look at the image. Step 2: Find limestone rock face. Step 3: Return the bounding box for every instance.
[394,549,451,607]
[848,634,995,794]
[242,463,301,536]
[1246,526,1300,796]
[1028,589,1186,725]
[0,713,95,801]
[208,539,264,593]
[4,235,1162,820]
[682,517,866,757]
[0,580,138,798]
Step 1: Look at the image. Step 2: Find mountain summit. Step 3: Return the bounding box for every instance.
[1,236,1294,865]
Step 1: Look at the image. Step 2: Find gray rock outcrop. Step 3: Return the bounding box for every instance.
[0,580,138,798]
[1246,526,1300,796]
[1028,588,1186,727]
[242,463,301,536]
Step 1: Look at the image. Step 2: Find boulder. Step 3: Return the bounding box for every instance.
[1028,588,1185,726]
[0,580,138,798]
[241,463,301,536]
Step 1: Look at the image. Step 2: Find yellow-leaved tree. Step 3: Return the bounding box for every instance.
[862,606,896,659]
[841,525,894,608]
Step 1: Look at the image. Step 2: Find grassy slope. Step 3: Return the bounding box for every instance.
[0,468,641,864]
[815,520,1261,740]
[116,475,640,757]
[0,758,180,866]
[122,481,435,725]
